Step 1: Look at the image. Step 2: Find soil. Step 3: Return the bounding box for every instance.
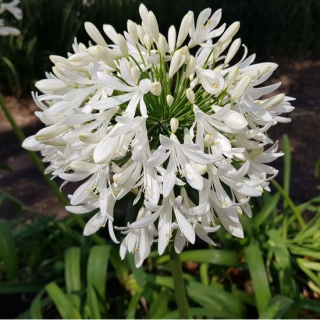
[0,55,320,220]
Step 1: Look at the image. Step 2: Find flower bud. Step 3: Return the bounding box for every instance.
[261,93,285,109]
[168,25,176,52]
[35,124,70,141]
[144,34,153,50]
[127,20,138,41]
[185,56,196,78]
[97,45,117,69]
[177,46,191,63]
[131,66,140,85]
[223,110,248,130]
[150,82,162,96]
[84,22,108,46]
[195,164,208,175]
[226,66,239,87]
[225,38,241,64]
[117,34,129,58]
[148,11,159,41]
[186,88,195,104]
[230,76,251,100]
[204,134,215,147]
[137,25,146,45]
[169,52,185,78]
[219,22,240,44]
[213,42,222,61]
[166,95,174,107]
[176,11,194,48]
[157,34,167,57]
[170,118,179,134]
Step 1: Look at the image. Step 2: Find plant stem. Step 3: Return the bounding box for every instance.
[0,93,105,245]
[169,244,190,319]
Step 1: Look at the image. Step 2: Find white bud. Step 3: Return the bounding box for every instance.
[84,22,108,46]
[223,110,248,130]
[35,125,70,141]
[231,76,251,100]
[204,134,215,147]
[213,42,222,61]
[127,20,138,41]
[168,25,176,53]
[117,34,129,58]
[137,25,146,45]
[226,66,239,87]
[261,93,285,109]
[186,88,195,104]
[176,11,194,48]
[185,56,196,78]
[96,45,117,69]
[102,24,118,45]
[225,38,241,64]
[144,34,153,50]
[150,82,162,96]
[219,22,240,44]
[157,34,167,56]
[131,66,140,85]
[177,46,191,63]
[195,164,208,175]
[169,52,185,78]
[166,95,174,107]
[79,133,101,144]
[170,118,179,134]
[148,11,159,41]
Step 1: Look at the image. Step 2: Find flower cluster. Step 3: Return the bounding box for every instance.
[23,5,294,266]
[0,0,22,36]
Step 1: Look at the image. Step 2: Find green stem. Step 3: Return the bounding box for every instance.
[0,92,105,246]
[169,244,189,319]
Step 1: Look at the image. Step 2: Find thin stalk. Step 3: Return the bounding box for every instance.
[0,93,105,245]
[169,244,189,319]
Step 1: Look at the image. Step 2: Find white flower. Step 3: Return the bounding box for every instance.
[23,4,294,267]
[0,0,22,36]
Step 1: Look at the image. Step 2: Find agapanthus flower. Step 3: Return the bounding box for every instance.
[0,0,22,36]
[23,4,294,267]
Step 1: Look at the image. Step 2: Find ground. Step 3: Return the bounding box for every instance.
[1,55,319,220]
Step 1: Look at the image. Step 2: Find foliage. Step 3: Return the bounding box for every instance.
[1,136,320,318]
[1,0,320,95]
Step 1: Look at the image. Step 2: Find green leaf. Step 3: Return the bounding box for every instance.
[244,241,271,315]
[0,281,45,294]
[86,286,102,319]
[163,308,216,319]
[267,229,294,298]
[232,287,256,307]
[259,295,294,319]
[298,299,320,313]
[110,247,129,282]
[45,282,82,319]
[65,247,81,309]
[87,245,111,300]
[127,254,146,287]
[253,193,280,228]
[156,249,240,266]
[0,219,18,281]
[30,289,45,319]
[148,290,170,319]
[126,290,142,319]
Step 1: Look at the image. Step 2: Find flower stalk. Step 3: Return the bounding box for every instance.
[169,243,190,319]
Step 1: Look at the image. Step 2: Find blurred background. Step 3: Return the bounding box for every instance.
[0,0,320,319]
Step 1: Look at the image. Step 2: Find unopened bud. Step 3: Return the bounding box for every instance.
[185,56,196,78]
[157,34,167,57]
[97,45,117,69]
[261,93,285,109]
[148,11,159,41]
[127,20,138,41]
[84,22,108,46]
[117,34,129,58]
[231,76,251,100]
[186,88,195,103]
[225,38,241,64]
[176,11,194,48]
[170,118,179,134]
[137,25,146,45]
[168,25,176,53]
[166,95,174,107]
[150,82,162,96]
[144,34,152,50]
[219,22,240,44]
[177,46,191,63]
[131,66,140,85]
[204,134,215,147]
[169,52,185,78]
[226,66,239,87]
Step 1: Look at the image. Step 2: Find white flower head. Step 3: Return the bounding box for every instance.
[23,5,294,267]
